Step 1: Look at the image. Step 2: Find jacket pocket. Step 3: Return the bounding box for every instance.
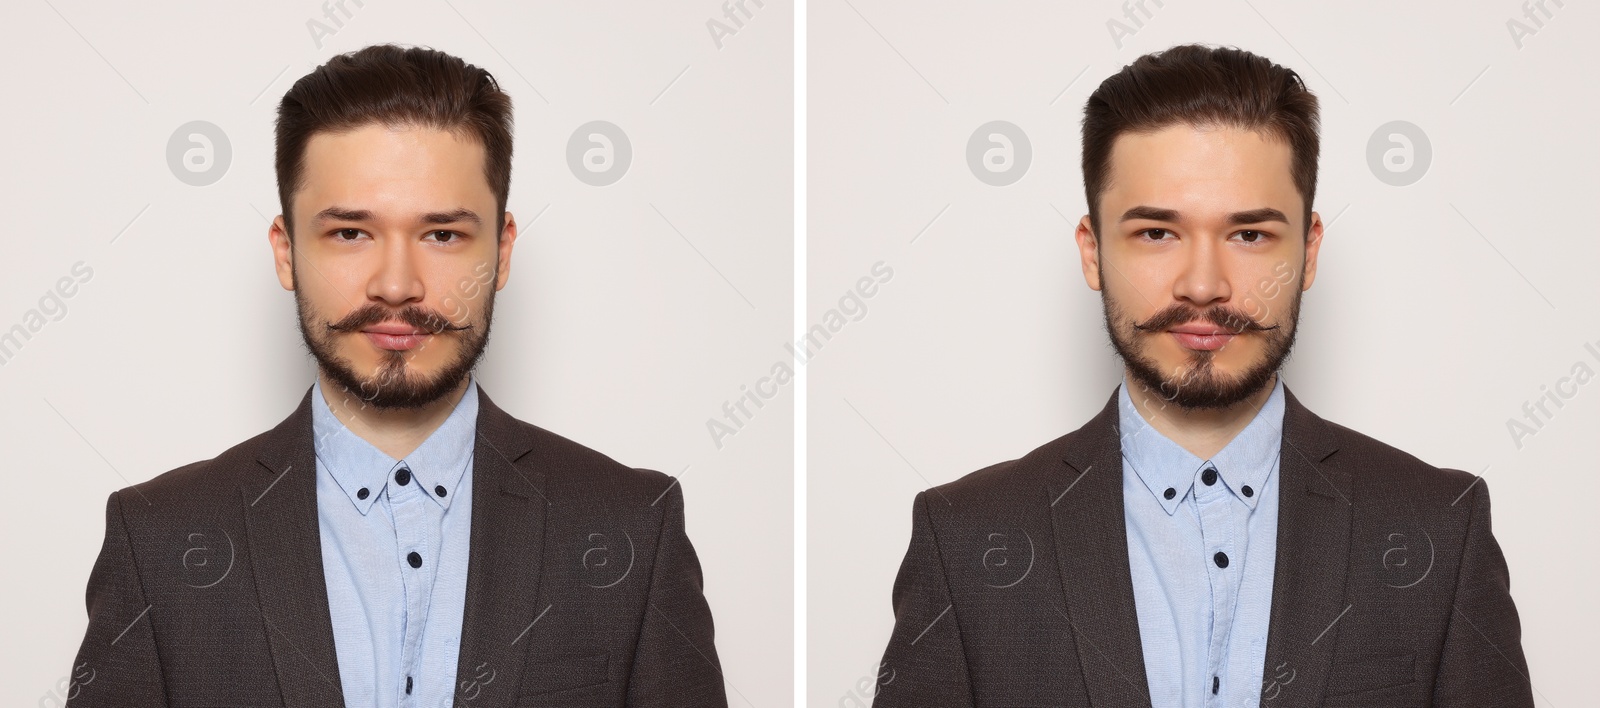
[519,652,610,696]
[1323,651,1416,698]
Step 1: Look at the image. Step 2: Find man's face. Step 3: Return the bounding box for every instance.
[1075,123,1324,410]
[269,123,517,410]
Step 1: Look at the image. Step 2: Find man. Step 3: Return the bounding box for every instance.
[872,45,1532,707]
[66,45,727,707]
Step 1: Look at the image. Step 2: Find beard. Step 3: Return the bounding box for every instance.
[294,267,495,411]
[1101,264,1302,411]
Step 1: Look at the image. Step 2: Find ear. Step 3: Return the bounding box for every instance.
[494,211,518,292]
[1074,215,1103,291]
[1301,210,1324,291]
[269,215,295,291]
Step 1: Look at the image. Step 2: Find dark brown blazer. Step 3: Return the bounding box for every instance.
[872,385,1533,707]
[66,384,728,707]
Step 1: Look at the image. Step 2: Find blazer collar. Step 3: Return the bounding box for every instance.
[244,380,548,707]
[1047,379,1349,706]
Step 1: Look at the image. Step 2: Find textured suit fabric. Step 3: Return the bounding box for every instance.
[872,384,1533,708]
[66,384,729,708]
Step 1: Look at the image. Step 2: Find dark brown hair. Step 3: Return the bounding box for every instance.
[1081,44,1319,237]
[275,44,514,239]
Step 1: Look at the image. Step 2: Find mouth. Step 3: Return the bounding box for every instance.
[1167,324,1238,352]
[360,324,431,352]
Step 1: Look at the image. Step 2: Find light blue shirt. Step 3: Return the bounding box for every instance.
[312,374,478,707]
[1118,373,1284,707]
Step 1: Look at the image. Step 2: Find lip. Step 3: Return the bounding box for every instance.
[1170,325,1227,335]
[362,323,426,335]
[1167,323,1237,351]
[361,324,430,352]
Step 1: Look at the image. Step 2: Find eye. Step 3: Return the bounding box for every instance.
[334,228,365,241]
[1233,230,1268,244]
[425,230,461,243]
[1138,228,1174,241]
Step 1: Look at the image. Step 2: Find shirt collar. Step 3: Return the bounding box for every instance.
[311,374,480,515]
[1116,372,1286,515]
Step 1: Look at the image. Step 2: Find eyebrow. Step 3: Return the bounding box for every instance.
[1118,205,1290,225]
[311,206,483,227]
[420,208,483,226]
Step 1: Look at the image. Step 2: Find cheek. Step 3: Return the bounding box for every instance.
[1113,257,1184,301]
[299,288,350,327]
[1236,261,1296,312]
[1103,288,1145,327]
[299,257,367,304]
[436,282,490,325]
[1105,273,1155,312]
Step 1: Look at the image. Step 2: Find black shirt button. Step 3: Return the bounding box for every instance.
[395,467,412,486]
[356,487,369,500]
[1242,485,1254,497]
[1163,487,1176,500]
[405,675,413,694]
[1201,467,1217,486]
[407,551,422,568]
[1214,551,1229,568]
[1212,675,1219,694]
[435,485,447,497]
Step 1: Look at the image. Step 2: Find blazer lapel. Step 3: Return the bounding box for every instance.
[1257,385,1351,706]
[451,386,548,705]
[1048,388,1154,707]
[239,383,550,706]
[243,385,345,707]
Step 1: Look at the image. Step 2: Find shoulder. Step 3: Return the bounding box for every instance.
[1278,385,1481,506]
[110,427,280,522]
[508,418,680,507]
[1320,418,1485,508]
[914,428,1086,522]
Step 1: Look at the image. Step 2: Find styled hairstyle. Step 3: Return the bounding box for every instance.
[1081,44,1320,237]
[274,44,514,239]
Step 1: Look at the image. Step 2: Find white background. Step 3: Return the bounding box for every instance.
[809,1,1598,706]
[0,1,792,706]
[4,2,1596,707]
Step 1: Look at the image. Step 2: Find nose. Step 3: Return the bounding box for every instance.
[366,233,426,307]
[1171,236,1231,308]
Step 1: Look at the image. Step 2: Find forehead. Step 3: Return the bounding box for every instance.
[295,124,491,215]
[1102,124,1299,214]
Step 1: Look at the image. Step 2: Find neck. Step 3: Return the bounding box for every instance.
[1124,368,1277,460]
[316,370,471,460]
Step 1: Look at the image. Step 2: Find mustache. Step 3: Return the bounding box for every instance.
[325,303,472,335]
[1131,303,1278,335]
